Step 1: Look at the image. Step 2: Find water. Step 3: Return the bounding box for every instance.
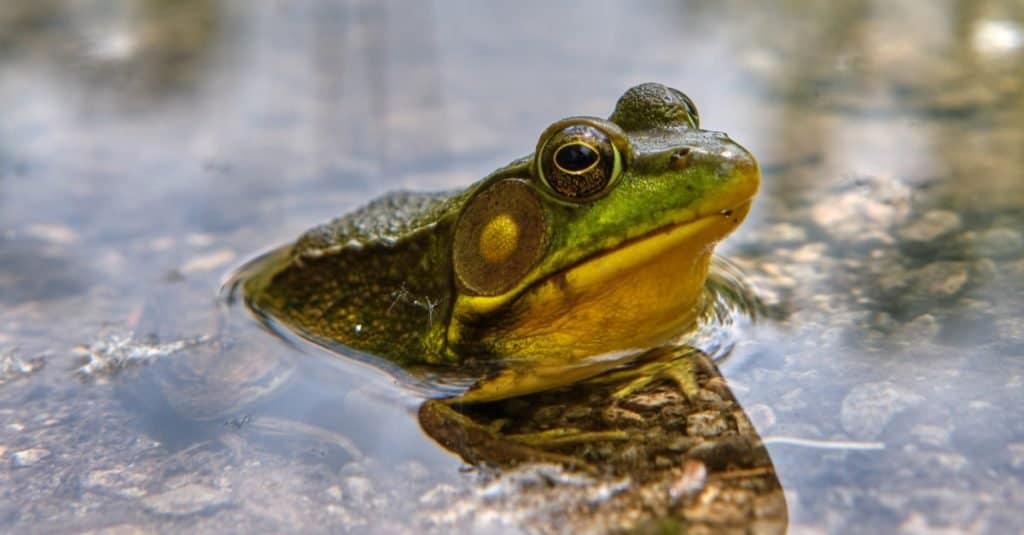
[1,1,1023,533]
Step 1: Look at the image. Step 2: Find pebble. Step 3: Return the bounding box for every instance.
[342,476,374,505]
[909,424,951,448]
[790,243,827,264]
[622,389,683,410]
[840,381,925,439]
[752,223,808,245]
[141,484,231,516]
[11,447,50,467]
[746,404,777,431]
[898,210,961,242]
[685,411,730,437]
[325,485,343,501]
[398,460,430,482]
[667,460,707,503]
[996,317,1024,342]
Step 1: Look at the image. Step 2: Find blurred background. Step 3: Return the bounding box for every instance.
[1,1,1022,533]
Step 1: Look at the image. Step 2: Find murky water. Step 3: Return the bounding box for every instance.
[2,1,1023,533]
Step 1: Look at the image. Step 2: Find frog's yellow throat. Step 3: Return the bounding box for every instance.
[448,200,752,363]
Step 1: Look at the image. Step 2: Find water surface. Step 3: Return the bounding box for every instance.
[1,1,1023,533]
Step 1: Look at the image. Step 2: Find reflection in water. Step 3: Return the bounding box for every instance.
[121,253,785,532]
[417,348,787,532]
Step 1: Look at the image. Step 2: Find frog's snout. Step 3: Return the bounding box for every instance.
[725,142,760,180]
[668,142,756,174]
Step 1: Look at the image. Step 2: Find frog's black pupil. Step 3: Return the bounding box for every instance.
[555,143,598,172]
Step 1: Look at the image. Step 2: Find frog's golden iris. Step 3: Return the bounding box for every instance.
[536,120,626,201]
[242,83,759,403]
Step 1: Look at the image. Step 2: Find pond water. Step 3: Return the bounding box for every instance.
[1,1,1023,533]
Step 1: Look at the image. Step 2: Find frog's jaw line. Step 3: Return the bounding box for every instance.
[448,200,752,361]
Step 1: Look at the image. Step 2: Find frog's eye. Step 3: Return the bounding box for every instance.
[536,122,625,201]
[453,179,547,296]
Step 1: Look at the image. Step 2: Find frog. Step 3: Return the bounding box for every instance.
[236,82,760,460]
[241,83,759,400]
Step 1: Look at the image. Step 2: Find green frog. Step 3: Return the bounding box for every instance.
[240,82,759,408]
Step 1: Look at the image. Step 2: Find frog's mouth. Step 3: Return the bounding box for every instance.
[450,199,753,361]
[546,200,751,298]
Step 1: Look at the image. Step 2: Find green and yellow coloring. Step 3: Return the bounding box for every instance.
[242,83,759,402]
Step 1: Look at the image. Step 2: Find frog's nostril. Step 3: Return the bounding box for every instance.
[669,147,691,170]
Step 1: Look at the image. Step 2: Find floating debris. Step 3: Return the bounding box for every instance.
[74,330,210,379]
[0,348,46,385]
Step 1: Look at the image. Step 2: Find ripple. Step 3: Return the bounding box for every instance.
[685,255,765,363]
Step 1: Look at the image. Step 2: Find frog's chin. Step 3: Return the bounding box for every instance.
[449,200,752,362]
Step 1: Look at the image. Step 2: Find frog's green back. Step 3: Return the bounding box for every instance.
[245,190,466,365]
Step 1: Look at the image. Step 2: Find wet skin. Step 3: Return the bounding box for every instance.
[242,82,760,405]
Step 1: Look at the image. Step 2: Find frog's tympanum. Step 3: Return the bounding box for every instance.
[243,83,759,405]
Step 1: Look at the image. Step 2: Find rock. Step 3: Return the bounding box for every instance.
[751,223,808,245]
[899,314,941,342]
[913,262,969,298]
[11,448,50,467]
[972,258,999,279]
[84,467,149,498]
[141,484,230,516]
[898,210,961,242]
[810,176,911,244]
[602,406,646,427]
[840,381,925,438]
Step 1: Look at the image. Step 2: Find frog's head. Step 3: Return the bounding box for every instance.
[446,83,759,363]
